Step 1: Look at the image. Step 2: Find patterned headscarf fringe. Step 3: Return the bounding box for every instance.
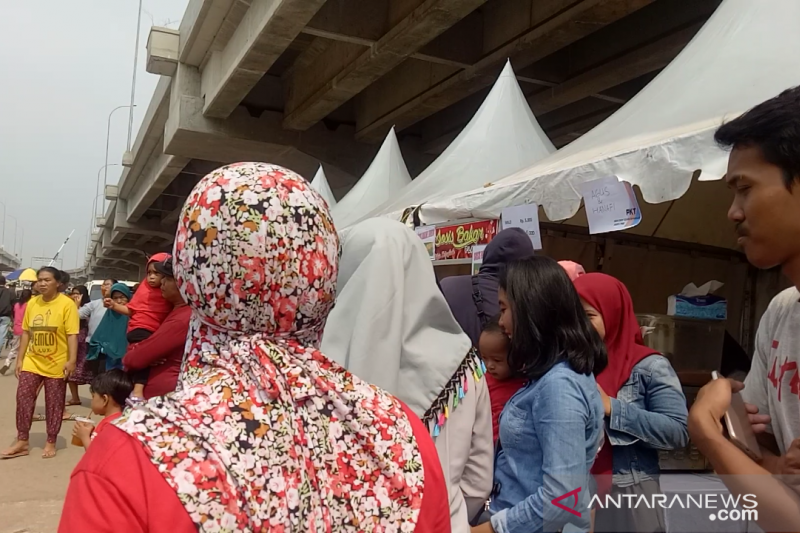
[422,348,485,436]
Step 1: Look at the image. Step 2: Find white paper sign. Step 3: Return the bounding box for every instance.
[501,203,543,250]
[472,244,487,275]
[415,225,436,260]
[579,176,642,235]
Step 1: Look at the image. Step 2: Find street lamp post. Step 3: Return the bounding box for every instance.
[128,0,144,151]
[7,215,17,257]
[0,200,5,246]
[104,105,134,211]
[95,163,120,219]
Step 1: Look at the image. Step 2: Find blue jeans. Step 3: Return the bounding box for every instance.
[0,317,11,349]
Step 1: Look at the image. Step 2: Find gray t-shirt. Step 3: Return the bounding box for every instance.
[79,299,107,342]
[741,287,800,454]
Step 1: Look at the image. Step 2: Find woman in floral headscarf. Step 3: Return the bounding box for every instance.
[59,163,450,533]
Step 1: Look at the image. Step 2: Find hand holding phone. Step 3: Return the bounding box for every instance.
[711,371,762,461]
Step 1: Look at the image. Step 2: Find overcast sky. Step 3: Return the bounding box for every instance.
[0,0,190,269]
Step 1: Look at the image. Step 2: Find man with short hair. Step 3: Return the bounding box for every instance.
[122,258,190,399]
[0,275,13,350]
[690,86,800,476]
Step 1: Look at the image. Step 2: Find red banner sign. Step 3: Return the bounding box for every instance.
[434,219,498,261]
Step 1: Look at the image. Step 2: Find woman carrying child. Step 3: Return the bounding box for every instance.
[105,253,172,398]
[472,256,607,533]
[87,284,133,373]
[574,273,688,533]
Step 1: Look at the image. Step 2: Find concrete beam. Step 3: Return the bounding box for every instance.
[112,200,176,244]
[180,0,236,67]
[283,0,488,131]
[117,77,172,200]
[354,0,654,141]
[168,65,374,188]
[529,24,700,115]
[201,0,328,119]
[127,147,191,222]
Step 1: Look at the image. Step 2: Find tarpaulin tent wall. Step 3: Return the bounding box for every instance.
[362,61,555,224]
[310,165,337,209]
[417,0,800,254]
[331,127,411,229]
[423,0,800,351]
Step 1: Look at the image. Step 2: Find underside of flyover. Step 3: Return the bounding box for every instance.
[86,0,723,280]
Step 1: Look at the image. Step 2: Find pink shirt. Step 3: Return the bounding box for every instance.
[12,302,26,336]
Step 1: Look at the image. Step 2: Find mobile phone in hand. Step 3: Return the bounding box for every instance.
[711,371,762,460]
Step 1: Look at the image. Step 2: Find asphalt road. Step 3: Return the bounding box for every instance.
[0,347,91,533]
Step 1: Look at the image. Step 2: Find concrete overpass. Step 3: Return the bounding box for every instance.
[83,0,722,278]
[0,246,21,272]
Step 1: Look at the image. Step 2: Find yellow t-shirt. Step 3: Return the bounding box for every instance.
[22,294,80,378]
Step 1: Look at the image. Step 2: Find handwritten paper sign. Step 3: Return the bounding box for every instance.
[501,204,543,250]
[579,176,642,235]
[472,244,487,275]
[415,225,436,260]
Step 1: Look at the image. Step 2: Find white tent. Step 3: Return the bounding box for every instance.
[331,127,411,229]
[309,165,337,208]
[419,0,800,250]
[362,60,555,223]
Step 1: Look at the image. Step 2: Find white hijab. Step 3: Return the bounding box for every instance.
[322,218,474,417]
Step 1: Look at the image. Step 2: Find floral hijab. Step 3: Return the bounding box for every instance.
[115,163,425,532]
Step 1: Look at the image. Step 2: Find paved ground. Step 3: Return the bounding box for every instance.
[0,348,92,533]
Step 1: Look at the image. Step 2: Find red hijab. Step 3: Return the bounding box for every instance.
[127,252,173,333]
[573,273,657,493]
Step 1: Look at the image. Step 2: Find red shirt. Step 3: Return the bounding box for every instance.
[123,305,191,398]
[59,403,450,533]
[486,374,527,443]
[90,412,123,442]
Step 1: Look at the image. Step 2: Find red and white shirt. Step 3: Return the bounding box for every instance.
[742,287,800,454]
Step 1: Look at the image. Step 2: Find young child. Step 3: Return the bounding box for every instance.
[72,369,133,449]
[478,315,527,444]
[107,253,173,399]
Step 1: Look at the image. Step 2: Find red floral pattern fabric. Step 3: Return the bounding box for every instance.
[115,163,425,532]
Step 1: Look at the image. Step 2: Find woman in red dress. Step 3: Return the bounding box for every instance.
[60,162,450,533]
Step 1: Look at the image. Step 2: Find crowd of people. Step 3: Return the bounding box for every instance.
[0,86,796,532]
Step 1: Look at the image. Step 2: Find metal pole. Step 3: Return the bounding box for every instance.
[104,106,133,211]
[127,0,143,151]
[95,163,119,218]
[19,228,24,259]
[0,200,5,246]
[8,215,17,256]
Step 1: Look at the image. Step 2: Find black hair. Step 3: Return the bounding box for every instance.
[37,266,62,283]
[0,275,5,286]
[481,314,506,336]
[715,86,800,190]
[105,278,118,285]
[72,285,91,307]
[17,289,32,305]
[59,271,71,286]
[499,256,607,380]
[90,369,133,407]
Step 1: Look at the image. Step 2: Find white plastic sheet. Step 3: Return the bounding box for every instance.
[418,0,800,249]
[331,127,411,229]
[361,60,555,223]
[309,165,337,209]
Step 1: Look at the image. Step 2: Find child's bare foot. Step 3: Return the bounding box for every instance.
[132,383,146,399]
[1,440,29,459]
[42,442,57,459]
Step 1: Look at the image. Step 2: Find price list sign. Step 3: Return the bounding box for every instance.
[501,204,543,250]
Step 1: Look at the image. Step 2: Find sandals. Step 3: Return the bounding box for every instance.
[62,413,78,421]
[0,449,29,460]
[41,448,57,459]
[66,400,82,406]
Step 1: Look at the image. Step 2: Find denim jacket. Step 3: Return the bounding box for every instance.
[489,362,604,533]
[607,354,689,487]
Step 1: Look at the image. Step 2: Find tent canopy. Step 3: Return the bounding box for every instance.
[363,60,555,223]
[420,0,800,250]
[309,165,337,209]
[6,268,37,282]
[332,127,411,229]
